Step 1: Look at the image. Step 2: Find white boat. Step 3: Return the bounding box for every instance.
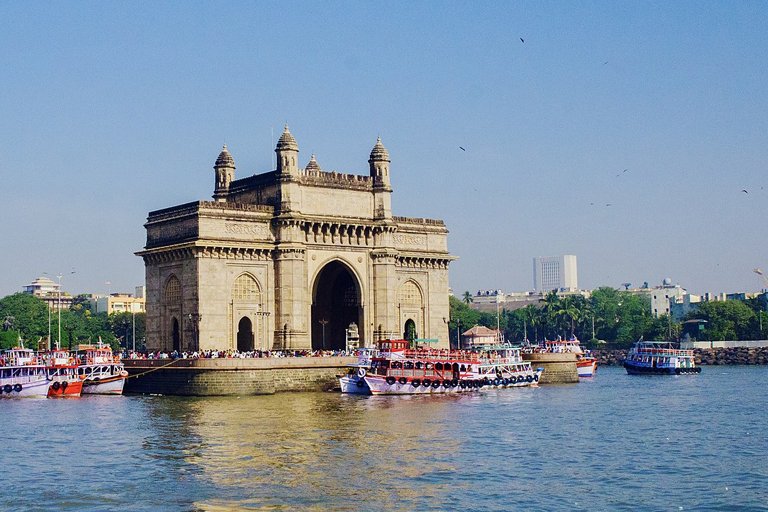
[0,347,50,398]
[472,344,544,387]
[338,347,378,394]
[76,343,128,395]
[624,340,701,375]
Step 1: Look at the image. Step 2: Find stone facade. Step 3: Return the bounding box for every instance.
[137,127,455,352]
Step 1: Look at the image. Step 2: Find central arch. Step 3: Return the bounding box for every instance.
[237,317,254,352]
[311,260,363,351]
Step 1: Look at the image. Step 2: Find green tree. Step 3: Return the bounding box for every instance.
[686,301,756,341]
[462,291,474,304]
[0,293,50,349]
[449,295,480,348]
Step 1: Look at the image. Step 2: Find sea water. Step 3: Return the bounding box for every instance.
[2,366,766,511]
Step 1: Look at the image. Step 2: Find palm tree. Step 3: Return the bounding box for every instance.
[462,291,474,304]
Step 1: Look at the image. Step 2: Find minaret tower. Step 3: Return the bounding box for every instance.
[369,137,392,219]
[213,144,235,202]
[275,125,299,176]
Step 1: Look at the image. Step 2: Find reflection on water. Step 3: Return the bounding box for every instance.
[2,367,768,511]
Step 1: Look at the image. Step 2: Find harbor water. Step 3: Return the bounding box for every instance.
[3,366,767,511]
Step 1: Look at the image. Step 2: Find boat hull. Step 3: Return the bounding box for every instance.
[338,374,370,395]
[624,362,701,375]
[47,379,84,397]
[82,374,126,395]
[577,359,598,377]
[0,376,50,398]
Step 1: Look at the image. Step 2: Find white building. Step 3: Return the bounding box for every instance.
[533,255,578,292]
[649,278,687,318]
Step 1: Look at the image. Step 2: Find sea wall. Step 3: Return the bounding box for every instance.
[522,352,578,383]
[593,347,768,367]
[123,357,355,396]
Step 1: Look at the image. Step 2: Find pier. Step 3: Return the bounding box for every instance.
[123,357,356,396]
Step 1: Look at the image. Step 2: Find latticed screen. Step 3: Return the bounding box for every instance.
[164,276,181,303]
[398,281,422,305]
[233,274,260,301]
[344,285,358,306]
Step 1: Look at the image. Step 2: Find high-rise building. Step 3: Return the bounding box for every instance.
[533,255,578,292]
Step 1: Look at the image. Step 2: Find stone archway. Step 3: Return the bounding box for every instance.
[237,317,254,352]
[311,261,362,351]
[403,319,417,343]
[171,318,180,352]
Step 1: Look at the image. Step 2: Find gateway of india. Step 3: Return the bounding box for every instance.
[137,126,455,352]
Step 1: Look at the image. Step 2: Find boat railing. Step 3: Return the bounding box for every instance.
[635,347,694,357]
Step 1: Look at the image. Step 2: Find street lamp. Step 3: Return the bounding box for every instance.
[319,318,329,350]
[188,312,201,351]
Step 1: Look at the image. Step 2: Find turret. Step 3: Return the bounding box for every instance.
[276,125,299,175]
[213,144,235,202]
[369,137,391,191]
[369,137,392,219]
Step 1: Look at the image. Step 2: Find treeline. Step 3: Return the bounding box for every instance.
[0,293,145,351]
[449,287,768,348]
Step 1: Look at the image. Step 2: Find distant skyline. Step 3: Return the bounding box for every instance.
[1,2,766,299]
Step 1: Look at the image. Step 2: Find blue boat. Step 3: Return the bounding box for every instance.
[623,340,701,375]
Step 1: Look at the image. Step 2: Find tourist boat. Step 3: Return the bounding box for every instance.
[0,347,50,398]
[76,343,128,395]
[338,347,377,394]
[623,340,701,375]
[42,349,84,397]
[363,339,488,395]
[528,335,598,378]
[472,344,544,387]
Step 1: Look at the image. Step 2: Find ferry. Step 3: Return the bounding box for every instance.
[528,336,597,378]
[473,344,544,387]
[0,347,50,398]
[363,339,489,395]
[623,340,701,375]
[42,349,84,397]
[76,343,128,395]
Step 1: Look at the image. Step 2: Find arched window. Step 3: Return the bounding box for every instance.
[398,280,422,306]
[233,274,261,302]
[165,275,181,304]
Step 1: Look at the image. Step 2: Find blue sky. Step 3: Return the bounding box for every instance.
[1,1,766,298]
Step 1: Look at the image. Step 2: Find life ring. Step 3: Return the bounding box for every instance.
[431,380,440,388]
[398,377,408,385]
[52,381,61,391]
[533,374,539,382]
[526,375,533,383]
[386,376,396,385]
[422,379,431,387]
[357,368,367,378]
[442,380,450,388]
[502,378,509,386]
[411,379,421,387]
[120,370,128,377]
[13,384,22,393]
[451,379,459,387]
[3,384,11,393]
[61,381,69,390]
[517,375,525,383]
[459,381,467,389]
[493,378,501,386]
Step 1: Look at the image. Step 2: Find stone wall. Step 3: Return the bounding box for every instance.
[522,352,578,383]
[124,357,355,396]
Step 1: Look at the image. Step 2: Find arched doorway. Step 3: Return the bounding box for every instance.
[311,261,362,351]
[171,318,180,352]
[403,319,417,343]
[237,317,254,352]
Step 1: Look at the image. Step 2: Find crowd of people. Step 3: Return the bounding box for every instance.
[121,348,357,360]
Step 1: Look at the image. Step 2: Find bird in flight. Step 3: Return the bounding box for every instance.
[616,169,628,177]
[742,189,749,194]
[459,146,466,151]
[520,37,525,43]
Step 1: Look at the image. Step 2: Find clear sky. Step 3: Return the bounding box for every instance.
[1,1,766,298]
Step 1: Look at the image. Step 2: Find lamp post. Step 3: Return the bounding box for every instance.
[131,306,136,352]
[56,274,62,349]
[188,313,201,351]
[456,319,461,349]
[319,319,329,350]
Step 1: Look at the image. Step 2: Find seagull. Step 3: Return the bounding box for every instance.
[520,37,525,43]
[459,146,466,151]
[742,189,749,194]
[616,169,628,177]
[605,203,612,207]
